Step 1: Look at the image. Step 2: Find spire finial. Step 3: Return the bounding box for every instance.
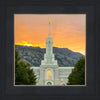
[49,19,50,37]
[49,19,50,24]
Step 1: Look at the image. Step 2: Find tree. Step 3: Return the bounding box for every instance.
[67,57,85,85]
[15,50,37,85]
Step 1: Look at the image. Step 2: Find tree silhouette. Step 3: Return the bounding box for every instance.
[67,57,85,85]
[15,50,37,85]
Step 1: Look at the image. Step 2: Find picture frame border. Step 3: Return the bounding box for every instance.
[0,1,99,99]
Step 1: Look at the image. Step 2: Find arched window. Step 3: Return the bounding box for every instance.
[47,69,52,79]
[47,82,52,85]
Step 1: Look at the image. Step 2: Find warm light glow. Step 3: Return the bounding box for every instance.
[16,41,33,46]
[47,69,52,79]
[15,41,45,48]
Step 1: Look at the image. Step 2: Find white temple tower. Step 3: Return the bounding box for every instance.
[40,20,59,85]
[41,20,57,65]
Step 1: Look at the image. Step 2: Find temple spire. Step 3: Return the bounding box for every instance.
[49,19,51,37]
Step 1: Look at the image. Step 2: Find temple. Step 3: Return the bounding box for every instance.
[31,20,74,85]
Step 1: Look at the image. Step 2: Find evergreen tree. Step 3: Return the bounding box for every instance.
[15,50,37,85]
[67,57,85,85]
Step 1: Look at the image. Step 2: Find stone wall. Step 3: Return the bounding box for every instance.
[31,66,74,85]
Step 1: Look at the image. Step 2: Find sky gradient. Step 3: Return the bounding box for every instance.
[15,14,86,55]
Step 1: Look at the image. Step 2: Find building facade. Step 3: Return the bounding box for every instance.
[31,21,74,85]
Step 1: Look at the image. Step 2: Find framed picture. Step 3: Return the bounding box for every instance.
[14,14,86,86]
[0,0,99,100]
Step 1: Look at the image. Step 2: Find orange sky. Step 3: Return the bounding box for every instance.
[14,14,86,55]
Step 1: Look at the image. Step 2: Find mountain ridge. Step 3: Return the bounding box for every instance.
[15,45,84,67]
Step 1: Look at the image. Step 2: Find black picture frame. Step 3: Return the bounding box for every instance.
[0,0,100,100]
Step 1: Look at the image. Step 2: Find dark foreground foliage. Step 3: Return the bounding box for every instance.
[15,50,37,85]
[67,57,85,85]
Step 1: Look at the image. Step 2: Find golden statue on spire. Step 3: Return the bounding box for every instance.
[49,19,50,24]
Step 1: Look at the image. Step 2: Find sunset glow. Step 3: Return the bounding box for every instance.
[15,14,86,55]
[15,41,45,48]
